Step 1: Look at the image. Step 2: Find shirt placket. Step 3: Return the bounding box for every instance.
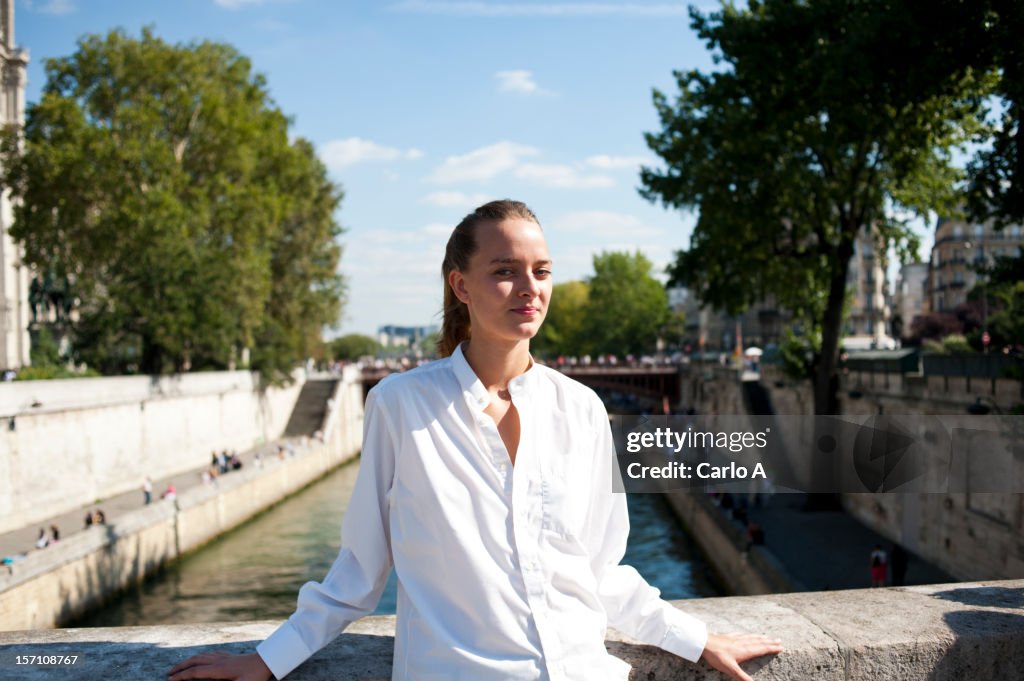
[507,387,567,681]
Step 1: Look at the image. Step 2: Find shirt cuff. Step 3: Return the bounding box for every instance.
[256,620,314,680]
[657,607,709,663]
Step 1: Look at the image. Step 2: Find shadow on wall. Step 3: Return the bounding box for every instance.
[48,522,169,629]
[933,585,1024,680]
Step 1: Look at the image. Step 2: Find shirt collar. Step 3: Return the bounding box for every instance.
[451,341,540,408]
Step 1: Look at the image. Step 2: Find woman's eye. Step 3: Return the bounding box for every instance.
[495,269,514,276]
[535,269,552,277]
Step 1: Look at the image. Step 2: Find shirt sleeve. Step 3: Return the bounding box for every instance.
[256,385,397,679]
[582,397,708,664]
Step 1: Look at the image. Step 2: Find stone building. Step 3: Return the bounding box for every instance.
[893,262,929,340]
[926,215,1024,314]
[843,226,894,348]
[0,0,28,371]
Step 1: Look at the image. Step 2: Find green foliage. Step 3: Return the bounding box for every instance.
[29,326,62,368]
[15,365,101,381]
[965,3,1024,227]
[977,255,1024,352]
[418,331,441,358]
[0,28,345,383]
[534,280,589,357]
[641,1,993,413]
[330,334,380,361]
[941,334,973,354]
[581,252,669,356]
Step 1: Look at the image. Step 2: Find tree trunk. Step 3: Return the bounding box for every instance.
[805,237,855,511]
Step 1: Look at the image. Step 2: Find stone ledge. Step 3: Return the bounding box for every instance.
[1,580,1022,680]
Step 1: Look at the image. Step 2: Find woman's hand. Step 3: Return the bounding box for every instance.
[167,651,273,681]
[700,632,784,681]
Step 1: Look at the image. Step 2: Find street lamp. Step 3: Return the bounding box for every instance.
[963,241,990,353]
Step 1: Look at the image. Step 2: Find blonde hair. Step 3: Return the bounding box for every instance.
[437,199,540,357]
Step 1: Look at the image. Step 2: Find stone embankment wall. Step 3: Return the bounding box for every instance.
[0,370,364,632]
[662,487,801,595]
[0,371,305,535]
[686,364,1024,583]
[2,579,1022,680]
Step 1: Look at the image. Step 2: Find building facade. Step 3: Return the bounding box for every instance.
[377,324,439,349]
[926,216,1024,314]
[842,226,894,348]
[0,0,29,371]
[893,262,929,340]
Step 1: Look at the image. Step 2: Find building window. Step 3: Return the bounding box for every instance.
[974,224,984,240]
[953,225,963,239]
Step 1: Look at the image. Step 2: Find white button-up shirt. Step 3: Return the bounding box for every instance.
[257,342,707,680]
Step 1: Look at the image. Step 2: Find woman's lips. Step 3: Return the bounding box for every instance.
[512,307,539,316]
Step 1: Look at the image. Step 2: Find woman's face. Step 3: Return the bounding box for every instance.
[449,217,552,347]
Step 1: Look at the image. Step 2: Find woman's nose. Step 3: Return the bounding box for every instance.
[519,274,541,297]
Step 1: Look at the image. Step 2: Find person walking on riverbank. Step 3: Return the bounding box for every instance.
[143,476,153,505]
[870,544,888,587]
[168,199,782,681]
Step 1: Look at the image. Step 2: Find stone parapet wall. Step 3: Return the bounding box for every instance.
[0,373,364,632]
[0,371,306,535]
[2,580,1022,680]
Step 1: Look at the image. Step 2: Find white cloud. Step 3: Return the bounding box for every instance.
[26,0,76,14]
[420,191,493,208]
[515,163,615,189]
[495,70,546,95]
[427,142,539,184]
[551,210,665,238]
[390,1,688,17]
[421,222,456,237]
[320,137,424,172]
[585,154,650,170]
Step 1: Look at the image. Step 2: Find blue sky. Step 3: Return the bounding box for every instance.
[17,0,934,337]
[18,0,722,336]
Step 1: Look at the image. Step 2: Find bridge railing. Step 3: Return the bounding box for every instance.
[1,579,1022,680]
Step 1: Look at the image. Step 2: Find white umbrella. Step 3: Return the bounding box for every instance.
[744,347,763,357]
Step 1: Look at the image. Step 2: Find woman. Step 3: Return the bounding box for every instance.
[168,200,782,681]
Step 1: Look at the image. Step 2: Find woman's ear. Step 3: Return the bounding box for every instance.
[449,270,471,305]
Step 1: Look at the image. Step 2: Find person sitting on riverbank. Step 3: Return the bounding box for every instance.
[168,199,783,681]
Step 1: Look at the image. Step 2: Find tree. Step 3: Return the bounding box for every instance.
[581,252,669,357]
[966,2,1024,228]
[641,1,992,415]
[534,280,589,357]
[0,28,344,381]
[975,255,1024,353]
[330,334,380,361]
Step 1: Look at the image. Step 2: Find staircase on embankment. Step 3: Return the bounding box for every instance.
[283,378,339,437]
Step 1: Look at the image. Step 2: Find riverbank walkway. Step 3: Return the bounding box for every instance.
[0,436,317,567]
[711,491,954,590]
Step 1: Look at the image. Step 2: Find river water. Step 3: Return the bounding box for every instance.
[72,459,721,628]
